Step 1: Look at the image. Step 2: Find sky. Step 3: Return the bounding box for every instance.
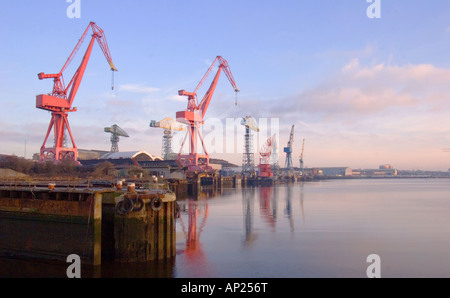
[1,0,450,171]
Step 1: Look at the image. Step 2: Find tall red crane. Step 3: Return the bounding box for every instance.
[176,56,239,173]
[36,22,117,163]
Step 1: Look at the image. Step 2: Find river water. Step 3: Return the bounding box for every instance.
[1,178,450,278]
[174,178,450,278]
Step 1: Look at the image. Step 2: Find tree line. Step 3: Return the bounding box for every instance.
[0,155,116,179]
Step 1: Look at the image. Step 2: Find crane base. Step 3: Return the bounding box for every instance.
[40,147,79,164]
[177,154,215,174]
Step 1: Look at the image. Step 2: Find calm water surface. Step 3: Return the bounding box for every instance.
[174,178,450,278]
[1,178,449,278]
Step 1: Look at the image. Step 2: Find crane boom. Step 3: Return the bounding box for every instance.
[288,125,295,146]
[241,116,259,132]
[38,22,117,109]
[178,56,239,116]
[150,117,187,131]
[300,138,305,160]
[299,138,305,173]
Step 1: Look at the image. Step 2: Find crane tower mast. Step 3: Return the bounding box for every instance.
[241,116,259,177]
[104,124,129,153]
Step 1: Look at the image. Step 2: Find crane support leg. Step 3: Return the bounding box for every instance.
[40,111,78,163]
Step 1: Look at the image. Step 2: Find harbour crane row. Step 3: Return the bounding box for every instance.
[35,22,302,181]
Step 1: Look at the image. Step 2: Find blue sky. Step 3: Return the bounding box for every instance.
[1,1,450,170]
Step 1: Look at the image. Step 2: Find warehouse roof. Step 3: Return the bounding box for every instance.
[100,151,163,161]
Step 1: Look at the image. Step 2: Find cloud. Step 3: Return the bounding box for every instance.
[119,84,160,93]
[235,59,450,170]
[270,59,450,123]
[167,94,187,102]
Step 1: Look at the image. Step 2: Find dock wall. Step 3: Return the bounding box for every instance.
[0,184,176,265]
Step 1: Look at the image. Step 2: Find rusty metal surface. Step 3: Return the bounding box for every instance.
[0,183,176,265]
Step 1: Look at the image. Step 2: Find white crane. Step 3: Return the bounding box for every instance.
[150,117,187,160]
[104,124,129,153]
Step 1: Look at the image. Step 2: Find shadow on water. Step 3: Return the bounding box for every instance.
[0,256,175,278]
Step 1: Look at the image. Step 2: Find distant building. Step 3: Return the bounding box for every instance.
[80,150,171,177]
[78,149,109,160]
[379,164,394,170]
[99,151,163,162]
[353,167,397,177]
[317,167,353,177]
[76,152,240,179]
[367,168,397,176]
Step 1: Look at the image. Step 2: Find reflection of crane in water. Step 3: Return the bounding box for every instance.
[259,186,277,231]
[177,200,209,266]
[284,185,294,232]
[242,187,256,245]
[257,184,305,233]
[299,183,306,225]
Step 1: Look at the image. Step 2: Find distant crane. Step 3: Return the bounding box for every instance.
[284,125,295,177]
[259,134,276,177]
[150,117,187,160]
[104,124,129,153]
[241,116,259,177]
[176,56,239,173]
[36,22,117,163]
[270,137,280,175]
[299,138,305,176]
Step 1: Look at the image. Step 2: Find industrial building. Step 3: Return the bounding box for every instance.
[79,151,232,179]
[316,167,353,177]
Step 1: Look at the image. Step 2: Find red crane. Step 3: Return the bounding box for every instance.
[36,22,117,163]
[259,134,276,177]
[176,56,239,173]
